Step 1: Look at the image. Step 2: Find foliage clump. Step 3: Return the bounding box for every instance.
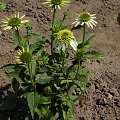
[0,0,106,119]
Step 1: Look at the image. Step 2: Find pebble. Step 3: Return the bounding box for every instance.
[109,88,119,96]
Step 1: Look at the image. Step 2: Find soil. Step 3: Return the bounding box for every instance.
[0,0,120,120]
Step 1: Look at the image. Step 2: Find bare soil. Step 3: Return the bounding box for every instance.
[0,0,120,120]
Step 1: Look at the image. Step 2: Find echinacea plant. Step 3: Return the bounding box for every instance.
[0,0,106,120]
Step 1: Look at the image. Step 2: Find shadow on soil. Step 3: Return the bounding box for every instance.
[0,84,11,120]
[117,13,120,25]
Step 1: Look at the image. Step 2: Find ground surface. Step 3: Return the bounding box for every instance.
[0,0,120,120]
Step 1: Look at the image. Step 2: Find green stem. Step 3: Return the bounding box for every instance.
[27,62,36,120]
[75,59,80,80]
[75,23,86,79]
[15,27,22,47]
[26,28,29,46]
[27,63,34,90]
[51,6,56,55]
[81,23,86,53]
[66,24,86,94]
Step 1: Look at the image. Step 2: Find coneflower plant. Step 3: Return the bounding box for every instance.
[1,1,106,120]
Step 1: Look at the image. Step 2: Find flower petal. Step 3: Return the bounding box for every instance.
[70,39,78,51]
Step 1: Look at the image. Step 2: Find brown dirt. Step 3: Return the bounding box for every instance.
[0,0,120,120]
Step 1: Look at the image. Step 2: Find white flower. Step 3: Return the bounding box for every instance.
[43,0,70,9]
[57,29,78,52]
[1,13,29,30]
[16,47,32,63]
[72,12,97,29]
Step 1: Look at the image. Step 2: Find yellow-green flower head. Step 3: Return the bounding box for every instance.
[57,29,78,52]
[16,48,32,64]
[57,29,74,43]
[1,13,29,30]
[72,12,97,29]
[43,0,70,9]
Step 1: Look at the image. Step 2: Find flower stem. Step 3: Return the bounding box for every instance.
[27,62,36,120]
[75,59,80,79]
[26,28,29,46]
[15,28,22,47]
[75,23,86,82]
[51,6,56,55]
[81,23,86,54]
[27,63,35,90]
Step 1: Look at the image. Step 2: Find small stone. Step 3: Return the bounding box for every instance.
[96,98,108,106]
[107,93,113,99]
[114,97,120,107]
[78,116,85,120]
[91,84,95,92]
[110,88,119,96]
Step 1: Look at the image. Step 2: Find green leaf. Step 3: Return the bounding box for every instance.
[23,34,31,46]
[27,92,40,119]
[70,95,78,101]
[30,33,46,42]
[62,98,75,120]
[84,33,96,44]
[35,73,53,84]
[78,66,91,76]
[28,60,36,77]
[85,51,107,60]
[3,64,24,83]
[50,112,59,120]
[60,80,73,84]
[2,64,16,73]
[39,96,51,105]
[29,33,47,52]
[76,75,88,83]
[0,93,17,110]
[13,29,22,47]
[0,1,6,12]
[9,72,23,83]
[35,105,50,119]
[63,11,69,19]
[75,75,88,91]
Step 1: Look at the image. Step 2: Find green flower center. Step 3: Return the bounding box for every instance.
[19,52,32,63]
[8,17,21,28]
[79,12,91,22]
[51,0,62,5]
[57,29,74,43]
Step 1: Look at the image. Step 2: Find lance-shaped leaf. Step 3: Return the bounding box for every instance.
[27,92,40,119]
[35,73,53,84]
[85,51,107,60]
[84,33,96,44]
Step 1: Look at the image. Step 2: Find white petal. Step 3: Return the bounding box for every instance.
[91,16,96,19]
[57,44,62,52]
[90,20,97,26]
[3,26,12,30]
[58,5,61,10]
[70,39,78,51]
[91,19,98,24]
[62,44,66,53]
[72,21,77,25]
[91,14,96,16]
[20,15,25,19]
[21,20,29,23]
[17,13,19,18]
